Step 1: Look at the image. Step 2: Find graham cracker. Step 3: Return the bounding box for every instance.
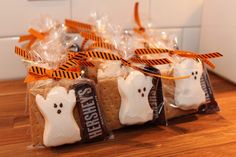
[28,93,44,146]
[86,60,102,82]
[161,71,196,120]
[96,78,123,130]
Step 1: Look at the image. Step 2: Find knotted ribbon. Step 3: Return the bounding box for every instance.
[19,28,48,49]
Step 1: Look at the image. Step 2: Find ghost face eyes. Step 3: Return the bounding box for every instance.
[54,103,63,114]
[138,87,147,97]
[191,71,199,80]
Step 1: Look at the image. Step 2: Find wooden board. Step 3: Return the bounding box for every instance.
[0,72,235,157]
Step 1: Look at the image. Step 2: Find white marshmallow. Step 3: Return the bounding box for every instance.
[118,71,153,125]
[36,86,81,147]
[174,59,206,110]
[97,61,127,79]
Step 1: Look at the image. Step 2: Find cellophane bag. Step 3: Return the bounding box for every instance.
[16,16,110,147]
[128,13,220,120]
[67,13,167,130]
[159,56,220,120]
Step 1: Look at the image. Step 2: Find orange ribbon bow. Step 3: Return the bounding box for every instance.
[19,28,48,49]
[65,19,94,33]
[134,48,223,69]
[25,66,81,83]
[133,2,145,34]
[15,46,83,82]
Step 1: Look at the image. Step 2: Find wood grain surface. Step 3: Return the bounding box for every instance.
[0,72,235,157]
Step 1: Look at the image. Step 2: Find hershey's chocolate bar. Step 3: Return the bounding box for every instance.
[144,66,167,125]
[72,79,108,142]
[199,67,220,114]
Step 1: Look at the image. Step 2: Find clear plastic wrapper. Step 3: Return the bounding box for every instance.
[130,31,220,120]
[124,2,221,121]
[68,13,167,130]
[158,56,220,119]
[13,2,223,149]
[127,32,220,120]
[16,16,111,148]
[96,65,166,130]
[13,3,223,148]
[28,78,110,147]
[29,19,81,69]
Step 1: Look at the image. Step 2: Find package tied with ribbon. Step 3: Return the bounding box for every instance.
[15,16,110,147]
[65,15,170,130]
[134,48,223,120]
[126,2,224,120]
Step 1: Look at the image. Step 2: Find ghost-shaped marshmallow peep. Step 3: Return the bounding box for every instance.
[36,86,81,147]
[118,71,153,125]
[174,59,206,110]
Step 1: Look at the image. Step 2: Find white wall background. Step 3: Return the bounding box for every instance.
[0,0,204,80]
[200,0,236,83]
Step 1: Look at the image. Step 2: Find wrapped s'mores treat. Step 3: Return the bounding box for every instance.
[163,55,223,119]
[129,2,223,120]
[126,30,222,120]
[73,51,167,130]
[133,48,223,120]
[97,63,167,130]
[15,17,109,147]
[64,15,168,130]
[28,78,109,147]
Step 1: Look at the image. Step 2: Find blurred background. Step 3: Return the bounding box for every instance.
[0,0,235,83]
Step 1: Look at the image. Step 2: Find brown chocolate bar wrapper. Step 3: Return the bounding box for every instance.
[198,66,220,113]
[145,66,167,125]
[71,79,109,142]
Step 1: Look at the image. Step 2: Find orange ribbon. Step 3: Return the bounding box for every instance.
[85,41,125,59]
[15,46,82,82]
[132,3,221,69]
[81,38,89,50]
[79,31,104,42]
[87,42,116,51]
[65,19,94,32]
[15,46,37,61]
[28,28,46,40]
[133,2,145,34]
[69,50,191,80]
[135,48,223,69]
[130,57,172,66]
[25,66,81,83]
[19,28,48,49]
